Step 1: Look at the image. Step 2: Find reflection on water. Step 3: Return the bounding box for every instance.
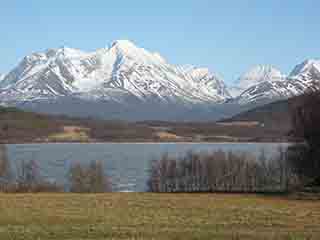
[6,143,289,192]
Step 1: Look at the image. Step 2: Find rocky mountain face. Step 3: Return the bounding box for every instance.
[233,60,320,104]
[0,40,230,108]
[229,65,285,97]
[0,40,319,120]
[288,59,320,87]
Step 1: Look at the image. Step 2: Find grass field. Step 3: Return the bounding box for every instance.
[0,194,319,239]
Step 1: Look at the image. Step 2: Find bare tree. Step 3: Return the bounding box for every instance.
[147,149,293,193]
[88,161,111,193]
[69,160,111,193]
[11,159,62,193]
[0,145,13,191]
[69,162,87,193]
[16,160,41,192]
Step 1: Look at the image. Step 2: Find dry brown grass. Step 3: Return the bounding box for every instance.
[154,131,183,140]
[0,193,319,239]
[47,125,91,142]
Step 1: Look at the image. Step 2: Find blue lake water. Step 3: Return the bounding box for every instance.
[6,143,289,192]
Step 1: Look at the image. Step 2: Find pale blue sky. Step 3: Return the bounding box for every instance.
[0,0,319,84]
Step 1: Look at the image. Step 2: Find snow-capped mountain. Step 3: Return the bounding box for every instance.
[0,40,230,107]
[0,74,4,82]
[229,65,285,97]
[234,60,320,104]
[179,66,230,100]
[288,59,320,86]
[0,39,319,120]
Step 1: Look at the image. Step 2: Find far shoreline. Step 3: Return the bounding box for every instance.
[3,141,293,145]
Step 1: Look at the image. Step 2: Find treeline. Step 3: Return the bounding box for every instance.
[0,145,111,193]
[147,149,298,193]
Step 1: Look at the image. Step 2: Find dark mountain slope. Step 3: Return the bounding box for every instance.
[221,98,295,135]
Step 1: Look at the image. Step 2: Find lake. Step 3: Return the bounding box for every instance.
[6,143,289,192]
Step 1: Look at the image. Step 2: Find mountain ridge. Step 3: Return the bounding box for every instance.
[0,40,319,121]
[233,59,320,104]
[0,40,230,107]
[229,65,285,97]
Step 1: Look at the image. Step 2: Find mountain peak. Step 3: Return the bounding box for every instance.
[110,40,138,50]
[289,59,320,77]
[228,65,285,98]
[44,46,87,59]
[107,39,168,66]
[301,59,320,66]
[234,61,320,105]
[237,65,284,89]
[0,41,230,107]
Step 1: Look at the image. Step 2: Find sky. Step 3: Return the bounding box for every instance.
[0,0,319,84]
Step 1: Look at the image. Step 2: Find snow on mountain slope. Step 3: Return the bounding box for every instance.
[288,59,320,86]
[238,65,285,87]
[235,80,301,104]
[0,40,230,106]
[88,40,230,103]
[179,66,231,100]
[0,74,4,82]
[235,60,320,104]
[229,65,285,97]
[1,39,319,120]
[0,47,91,103]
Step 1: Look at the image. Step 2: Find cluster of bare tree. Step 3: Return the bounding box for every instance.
[13,159,62,192]
[147,89,320,193]
[0,148,61,193]
[68,161,111,193]
[0,145,111,193]
[147,149,297,193]
[0,144,13,192]
[289,90,320,187]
